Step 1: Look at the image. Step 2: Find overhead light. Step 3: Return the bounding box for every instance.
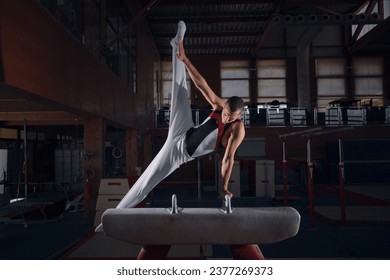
[334,14,343,24]
[346,13,355,22]
[284,15,294,25]
[321,14,330,23]
[370,12,380,21]
[308,14,318,23]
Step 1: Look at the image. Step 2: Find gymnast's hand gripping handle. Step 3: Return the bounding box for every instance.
[171,194,178,214]
[220,194,233,214]
[167,194,182,214]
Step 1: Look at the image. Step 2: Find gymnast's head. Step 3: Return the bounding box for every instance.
[221,96,245,124]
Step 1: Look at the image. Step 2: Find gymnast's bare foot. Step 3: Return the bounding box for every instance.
[95,223,104,233]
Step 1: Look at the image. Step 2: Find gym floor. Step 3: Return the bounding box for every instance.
[1,184,390,260]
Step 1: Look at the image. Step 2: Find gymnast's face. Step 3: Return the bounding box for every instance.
[221,104,242,124]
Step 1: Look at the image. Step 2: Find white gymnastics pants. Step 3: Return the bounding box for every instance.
[96,21,192,232]
[115,21,194,209]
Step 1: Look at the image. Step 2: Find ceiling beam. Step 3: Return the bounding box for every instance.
[282,0,369,5]
[348,16,390,53]
[153,31,261,38]
[157,0,277,4]
[147,16,270,24]
[251,0,286,56]
[352,0,378,41]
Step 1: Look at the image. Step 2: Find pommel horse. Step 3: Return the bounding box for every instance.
[100,195,301,259]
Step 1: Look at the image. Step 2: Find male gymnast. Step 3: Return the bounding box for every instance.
[96,21,245,231]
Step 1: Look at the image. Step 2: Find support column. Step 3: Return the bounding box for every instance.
[296,26,323,110]
[249,58,258,105]
[100,0,107,59]
[346,56,354,101]
[125,128,138,177]
[384,56,390,102]
[143,132,153,166]
[83,117,106,223]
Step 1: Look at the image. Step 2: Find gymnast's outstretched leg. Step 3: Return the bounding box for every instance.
[115,21,192,209]
[168,21,193,139]
[96,21,192,232]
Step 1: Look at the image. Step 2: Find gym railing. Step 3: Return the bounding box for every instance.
[154,105,390,128]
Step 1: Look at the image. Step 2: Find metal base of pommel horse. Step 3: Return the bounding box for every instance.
[101,195,301,260]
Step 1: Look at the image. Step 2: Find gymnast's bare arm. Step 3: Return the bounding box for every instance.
[220,121,245,198]
[176,38,225,111]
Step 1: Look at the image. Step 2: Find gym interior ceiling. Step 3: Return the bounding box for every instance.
[136,0,390,57]
[1,0,389,130]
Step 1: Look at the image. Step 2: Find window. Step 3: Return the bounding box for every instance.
[353,57,383,106]
[257,60,286,104]
[220,60,250,102]
[316,58,346,112]
[160,61,191,107]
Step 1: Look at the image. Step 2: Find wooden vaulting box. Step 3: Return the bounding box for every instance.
[94,179,130,227]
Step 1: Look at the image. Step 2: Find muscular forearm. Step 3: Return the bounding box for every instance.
[221,157,235,192]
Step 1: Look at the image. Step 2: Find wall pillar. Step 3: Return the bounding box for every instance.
[249,58,258,104]
[125,128,138,177]
[83,117,106,223]
[143,132,153,167]
[296,26,323,110]
[384,55,390,103]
